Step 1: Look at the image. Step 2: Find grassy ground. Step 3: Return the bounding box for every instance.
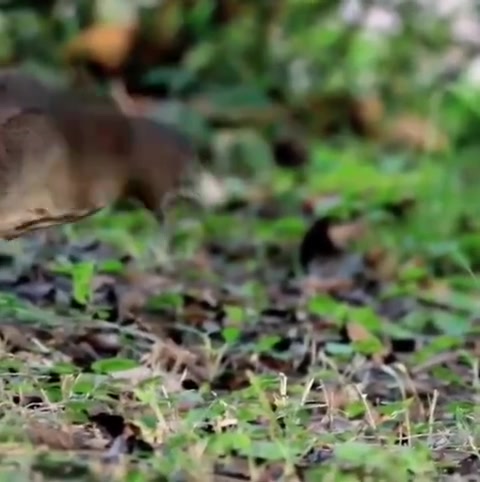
[1,1,480,481]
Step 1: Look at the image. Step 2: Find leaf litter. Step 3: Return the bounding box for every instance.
[0,193,477,481]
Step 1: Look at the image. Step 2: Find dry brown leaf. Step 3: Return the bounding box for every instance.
[421,280,451,299]
[257,462,302,482]
[148,339,198,371]
[148,339,210,383]
[301,276,354,296]
[187,248,213,271]
[27,422,91,451]
[64,24,137,72]
[346,322,391,364]
[322,383,360,410]
[365,246,399,281]
[386,114,448,153]
[118,270,175,318]
[329,218,368,248]
[320,383,384,427]
[183,303,211,326]
[108,363,190,394]
[352,95,385,136]
[0,324,34,352]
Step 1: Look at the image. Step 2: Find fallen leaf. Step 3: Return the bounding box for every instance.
[352,94,385,136]
[301,276,354,296]
[365,246,399,281]
[346,322,391,364]
[386,114,448,153]
[0,324,35,352]
[64,24,137,72]
[329,218,368,248]
[27,422,91,451]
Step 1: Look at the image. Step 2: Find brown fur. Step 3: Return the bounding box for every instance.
[0,70,194,240]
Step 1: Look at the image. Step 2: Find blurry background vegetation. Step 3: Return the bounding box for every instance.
[0,0,479,271]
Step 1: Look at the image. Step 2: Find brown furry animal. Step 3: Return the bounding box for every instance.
[0,69,194,240]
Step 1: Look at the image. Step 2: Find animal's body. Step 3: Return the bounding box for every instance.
[0,69,194,239]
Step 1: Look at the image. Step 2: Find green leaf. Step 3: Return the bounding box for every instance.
[224,305,245,325]
[325,342,354,356]
[346,306,382,333]
[203,85,273,110]
[307,295,344,318]
[71,261,95,305]
[98,259,124,274]
[91,357,139,374]
[351,336,384,356]
[255,335,281,353]
[222,326,241,344]
[146,292,183,312]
